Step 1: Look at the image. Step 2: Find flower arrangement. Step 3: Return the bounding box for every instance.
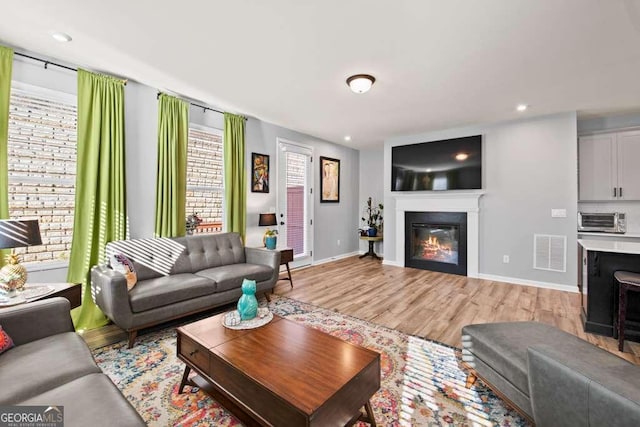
[361,197,384,234]
[185,213,203,235]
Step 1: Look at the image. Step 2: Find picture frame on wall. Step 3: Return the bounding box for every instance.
[320,156,340,203]
[251,153,269,193]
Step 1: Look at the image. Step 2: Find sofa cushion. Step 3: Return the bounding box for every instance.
[18,373,145,426]
[195,263,274,292]
[128,273,216,313]
[0,332,101,404]
[0,325,14,354]
[461,321,580,397]
[173,233,246,273]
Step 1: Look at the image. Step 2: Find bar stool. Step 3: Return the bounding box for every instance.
[613,271,640,351]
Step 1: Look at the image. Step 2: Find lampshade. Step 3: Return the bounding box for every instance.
[258,213,277,227]
[0,220,42,250]
[346,74,375,94]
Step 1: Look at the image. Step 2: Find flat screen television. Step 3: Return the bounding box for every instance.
[391,135,482,191]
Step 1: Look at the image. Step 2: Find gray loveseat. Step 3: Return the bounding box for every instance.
[462,321,640,426]
[91,232,280,347]
[0,298,145,426]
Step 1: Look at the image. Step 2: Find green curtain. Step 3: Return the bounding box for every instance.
[0,46,13,267]
[68,69,126,331]
[223,113,246,241]
[154,94,188,237]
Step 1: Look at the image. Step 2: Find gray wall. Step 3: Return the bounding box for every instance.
[12,52,360,284]
[358,148,384,255]
[382,112,578,289]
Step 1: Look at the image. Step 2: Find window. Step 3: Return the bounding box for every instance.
[7,82,77,264]
[186,125,223,233]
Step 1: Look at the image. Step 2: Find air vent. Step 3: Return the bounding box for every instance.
[533,234,566,272]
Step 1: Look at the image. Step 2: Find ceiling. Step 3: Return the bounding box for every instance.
[1,0,640,149]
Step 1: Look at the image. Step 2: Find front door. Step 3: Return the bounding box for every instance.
[277,138,313,267]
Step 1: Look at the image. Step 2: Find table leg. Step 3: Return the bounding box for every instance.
[619,284,628,352]
[179,366,191,393]
[362,400,377,426]
[285,262,293,288]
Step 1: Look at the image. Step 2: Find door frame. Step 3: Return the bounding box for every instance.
[276,137,314,267]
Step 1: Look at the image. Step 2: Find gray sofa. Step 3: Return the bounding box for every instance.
[462,321,640,426]
[91,232,280,347]
[0,298,145,426]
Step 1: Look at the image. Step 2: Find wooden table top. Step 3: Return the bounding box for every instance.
[360,235,383,242]
[178,312,380,416]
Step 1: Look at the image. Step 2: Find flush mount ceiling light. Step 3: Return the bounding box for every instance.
[51,32,72,42]
[516,104,528,112]
[346,74,375,94]
[455,153,469,161]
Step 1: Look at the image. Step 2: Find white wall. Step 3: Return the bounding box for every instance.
[382,112,578,289]
[358,148,384,255]
[578,112,640,134]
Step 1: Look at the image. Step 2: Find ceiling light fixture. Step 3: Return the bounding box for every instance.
[51,32,72,42]
[344,136,352,142]
[455,153,469,161]
[516,104,528,112]
[346,74,375,94]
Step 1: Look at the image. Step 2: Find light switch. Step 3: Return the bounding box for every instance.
[551,209,567,218]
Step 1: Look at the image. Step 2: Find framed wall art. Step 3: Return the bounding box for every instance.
[251,153,270,193]
[320,156,340,203]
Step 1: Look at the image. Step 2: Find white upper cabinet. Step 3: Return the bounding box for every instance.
[579,130,640,201]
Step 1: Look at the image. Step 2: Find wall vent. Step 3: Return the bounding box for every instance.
[533,234,567,272]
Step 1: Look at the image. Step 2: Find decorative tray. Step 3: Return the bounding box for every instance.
[0,285,56,307]
[222,308,273,330]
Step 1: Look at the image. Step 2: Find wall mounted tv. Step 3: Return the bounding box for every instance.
[391,135,482,191]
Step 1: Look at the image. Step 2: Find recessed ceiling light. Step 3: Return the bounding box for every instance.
[426,168,432,173]
[516,104,528,112]
[344,136,351,142]
[346,74,375,94]
[51,32,72,42]
[455,153,469,161]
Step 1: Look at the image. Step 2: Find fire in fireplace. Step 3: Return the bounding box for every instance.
[405,211,467,276]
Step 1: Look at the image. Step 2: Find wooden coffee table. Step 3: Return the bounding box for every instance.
[176,313,380,426]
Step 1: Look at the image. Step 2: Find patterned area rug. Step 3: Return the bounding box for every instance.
[93,296,530,426]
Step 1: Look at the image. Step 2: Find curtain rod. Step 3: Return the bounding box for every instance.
[157,92,247,120]
[14,52,128,85]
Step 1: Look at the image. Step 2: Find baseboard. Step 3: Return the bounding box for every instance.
[313,251,361,266]
[477,273,578,293]
[382,259,402,267]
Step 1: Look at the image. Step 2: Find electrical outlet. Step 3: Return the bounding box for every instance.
[337,239,341,246]
[503,255,510,263]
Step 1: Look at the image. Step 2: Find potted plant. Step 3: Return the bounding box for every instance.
[361,197,383,237]
[264,229,278,250]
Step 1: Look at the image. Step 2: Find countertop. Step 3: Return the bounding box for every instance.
[578,239,640,255]
[578,232,640,238]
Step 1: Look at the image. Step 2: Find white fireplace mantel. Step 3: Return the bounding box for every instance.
[393,191,485,277]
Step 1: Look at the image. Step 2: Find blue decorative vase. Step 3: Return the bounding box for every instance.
[367,227,377,237]
[237,279,258,320]
[265,235,277,250]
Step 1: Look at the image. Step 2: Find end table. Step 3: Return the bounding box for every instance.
[360,236,383,260]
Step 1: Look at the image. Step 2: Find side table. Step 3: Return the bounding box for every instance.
[360,236,383,260]
[28,282,82,309]
[279,248,294,288]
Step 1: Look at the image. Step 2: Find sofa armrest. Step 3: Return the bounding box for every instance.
[0,297,74,346]
[245,247,281,283]
[91,265,134,329]
[528,345,640,427]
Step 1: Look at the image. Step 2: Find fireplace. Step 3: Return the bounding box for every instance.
[405,211,467,276]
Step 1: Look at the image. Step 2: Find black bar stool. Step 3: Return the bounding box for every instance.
[613,271,640,351]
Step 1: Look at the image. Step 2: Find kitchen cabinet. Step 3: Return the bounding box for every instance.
[578,130,640,201]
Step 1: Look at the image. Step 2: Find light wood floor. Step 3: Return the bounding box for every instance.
[83,256,640,365]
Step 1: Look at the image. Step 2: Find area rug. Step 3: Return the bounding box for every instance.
[93,296,530,426]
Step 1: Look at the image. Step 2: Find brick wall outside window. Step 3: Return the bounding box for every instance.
[7,84,77,264]
[186,127,223,228]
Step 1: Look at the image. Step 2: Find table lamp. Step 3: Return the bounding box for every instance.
[259,213,278,249]
[0,219,42,290]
